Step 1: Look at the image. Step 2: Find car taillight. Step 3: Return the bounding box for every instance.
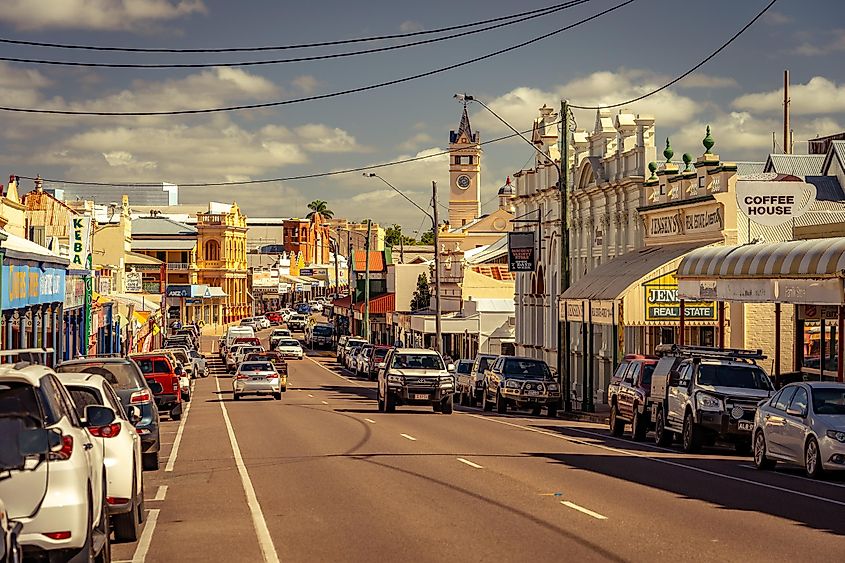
[235,374,249,380]
[89,423,122,438]
[107,497,129,505]
[265,374,278,380]
[172,381,179,392]
[130,389,152,403]
[49,435,73,461]
[43,531,71,540]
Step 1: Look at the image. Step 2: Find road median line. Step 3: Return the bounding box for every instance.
[164,395,193,472]
[400,433,417,441]
[457,457,483,469]
[130,508,159,562]
[561,501,607,520]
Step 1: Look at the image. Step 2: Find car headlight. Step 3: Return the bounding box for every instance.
[387,374,404,384]
[440,376,454,387]
[547,384,559,392]
[696,393,723,411]
[827,430,845,443]
[505,380,520,389]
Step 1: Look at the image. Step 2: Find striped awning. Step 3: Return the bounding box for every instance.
[678,237,845,279]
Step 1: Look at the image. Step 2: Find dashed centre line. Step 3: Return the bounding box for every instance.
[321,400,329,405]
[164,395,192,472]
[148,485,168,502]
[457,457,483,469]
[364,418,376,424]
[400,433,417,441]
[561,501,608,520]
[308,394,314,398]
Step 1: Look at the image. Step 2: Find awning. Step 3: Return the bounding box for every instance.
[125,251,163,266]
[337,293,396,316]
[410,313,480,334]
[0,229,69,266]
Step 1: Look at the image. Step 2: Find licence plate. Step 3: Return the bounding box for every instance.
[412,394,429,400]
[251,377,263,381]
[526,390,540,396]
[737,421,753,431]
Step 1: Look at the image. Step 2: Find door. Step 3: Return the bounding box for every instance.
[618,363,640,420]
[667,363,691,426]
[781,386,810,463]
[764,386,796,457]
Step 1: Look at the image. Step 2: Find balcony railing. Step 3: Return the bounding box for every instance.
[167,262,190,270]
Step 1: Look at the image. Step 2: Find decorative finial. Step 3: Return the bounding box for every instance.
[703,125,715,154]
[663,138,674,164]
[682,153,693,172]
[647,161,658,181]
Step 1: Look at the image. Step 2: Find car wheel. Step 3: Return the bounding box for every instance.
[753,431,776,470]
[233,394,241,401]
[113,470,140,542]
[385,392,396,413]
[654,409,673,447]
[142,451,160,471]
[547,403,558,418]
[377,390,385,412]
[183,392,191,403]
[441,395,454,415]
[496,391,507,414]
[805,437,824,479]
[682,411,702,453]
[432,402,442,413]
[531,406,542,417]
[170,409,182,421]
[482,389,493,412]
[631,409,648,442]
[273,392,282,400]
[609,404,624,437]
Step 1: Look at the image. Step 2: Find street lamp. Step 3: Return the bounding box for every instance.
[456,93,576,412]
[364,173,443,353]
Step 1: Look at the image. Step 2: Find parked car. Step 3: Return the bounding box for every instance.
[57,357,162,471]
[153,350,191,402]
[344,345,363,370]
[753,381,845,478]
[377,348,455,413]
[233,361,284,401]
[458,354,495,407]
[189,349,208,378]
[270,329,293,350]
[340,337,367,364]
[482,356,560,417]
[355,345,375,377]
[607,354,658,441]
[368,346,392,382]
[275,338,304,360]
[164,334,195,351]
[131,353,183,420]
[0,363,113,562]
[453,359,475,405]
[59,373,145,542]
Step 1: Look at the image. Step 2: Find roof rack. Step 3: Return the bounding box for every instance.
[1,348,55,367]
[654,344,766,362]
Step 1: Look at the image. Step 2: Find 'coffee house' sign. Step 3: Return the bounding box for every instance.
[735,180,816,227]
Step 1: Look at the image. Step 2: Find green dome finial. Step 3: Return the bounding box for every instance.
[647,161,658,181]
[703,125,715,154]
[682,152,693,172]
[663,138,674,163]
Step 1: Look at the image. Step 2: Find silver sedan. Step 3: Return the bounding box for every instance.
[233,361,284,401]
[753,381,845,478]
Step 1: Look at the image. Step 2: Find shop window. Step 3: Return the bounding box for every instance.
[699,327,715,347]
[802,320,840,376]
[204,240,220,261]
[660,327,675,345]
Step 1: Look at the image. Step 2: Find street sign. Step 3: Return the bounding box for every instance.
[507,231,536,272]
[125,271,142,293]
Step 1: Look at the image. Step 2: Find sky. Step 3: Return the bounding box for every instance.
[0,0,843,232]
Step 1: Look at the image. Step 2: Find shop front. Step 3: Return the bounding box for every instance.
[167,284,227,331]
[63,272,88,360]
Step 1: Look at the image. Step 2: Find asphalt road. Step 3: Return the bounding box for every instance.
[113,328,845,562]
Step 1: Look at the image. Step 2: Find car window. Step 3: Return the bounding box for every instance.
[136,358,172,374]
[37,375,69,426]
[626,363,641,384]
[67,386,102,419]
[102,383,127,419]
[503,359,551,379]
[279,339,300,347]
[52,376,83,427]
[697,364,772,390]
[456,361,472,374]
[0,381,43,424]
[240,362,274,372]
[373,349,389,361]
[811,387,845,415]
[475,356,494,374]
[57,361,143,391]
[641,364,656,386]
[678,363,692,385]
[773,387,797,411]
[788,387,809,415]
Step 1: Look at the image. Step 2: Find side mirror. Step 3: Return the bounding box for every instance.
[174,365,184,376]
[128,406,143,425]
[148,380,164,394]
[84,405,116,428]
[447,363,456,373]
[786,406,807,418]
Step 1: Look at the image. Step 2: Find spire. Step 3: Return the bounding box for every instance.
[450,103,476,143]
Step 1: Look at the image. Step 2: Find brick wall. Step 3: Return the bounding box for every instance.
[744,302,795,375]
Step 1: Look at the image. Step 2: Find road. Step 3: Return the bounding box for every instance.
[113,328,845,562]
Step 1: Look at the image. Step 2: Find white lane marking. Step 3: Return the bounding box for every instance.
[130,508,160,562]
[321,400,329,405]
[148,485,168,502]
[457,457,483,469]
[466,414,845,508]
[305,355,367,388]
[561,501,608,520]
[364,418,376,424]
[215,377,281,563]
[400,433,417,441]
[737,464,845,489]
[308,394,314,398]
[164,398,192,473]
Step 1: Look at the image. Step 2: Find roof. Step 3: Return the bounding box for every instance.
[354,250,386,272]
[332,292,395,314]
[467,236,508,264]
[678,238,845,279]
[735,162,765,176]
[125,251,164,265]
[822,141,845,176]
[0,229,69,265]
[132,216,197,236]
[450,104,477,144]
[561,243,704,301]
[805,175,845,202]
[132,239,197,251]
[764,154,825,176]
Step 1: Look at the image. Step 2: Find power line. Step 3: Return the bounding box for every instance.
[0,2,588,54]
[0,1,590,69]
[570,0,779,110]
[0,0,635,117]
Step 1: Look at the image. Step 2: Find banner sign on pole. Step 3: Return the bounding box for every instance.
[507,231,536,272]
[69,216,93,267]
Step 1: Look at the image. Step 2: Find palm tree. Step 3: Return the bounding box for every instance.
[306,200,334,221]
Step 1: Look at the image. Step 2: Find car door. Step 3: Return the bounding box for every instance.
[763,386,796,457]
[781,385,810,463]
[667,363,690,425]
[619,363,639,420]
[486,358,504,396]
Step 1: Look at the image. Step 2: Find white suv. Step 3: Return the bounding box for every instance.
[377,348,455,414]
[0,364,113,561]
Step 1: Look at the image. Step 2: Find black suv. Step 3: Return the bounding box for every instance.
[482,356,560,417]
[58,357,162,470]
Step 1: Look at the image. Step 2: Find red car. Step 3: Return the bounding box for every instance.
[607,354,658,441]
[131,353,183,420]
[266,312,283,325]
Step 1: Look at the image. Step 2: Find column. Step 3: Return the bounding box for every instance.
[20,311,28,349]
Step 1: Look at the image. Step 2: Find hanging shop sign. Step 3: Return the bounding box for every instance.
[65,275,86,309]
[507,231,536,272]
[797,304,840,321]
[165,285,191,297]
[678,278,776,303]
[125,271,143,293]
[68,216,93,268]
[3,262,66,310]
[590,300,617,325]
[643,270,716,322]
[735,181,816,227]
[559,300,584,323]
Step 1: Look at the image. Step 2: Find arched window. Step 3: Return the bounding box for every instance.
[204,240,220,261]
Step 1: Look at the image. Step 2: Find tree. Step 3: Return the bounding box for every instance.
[410,273,431,311]
[419,230,435,245]
[306,200,334,221]
[385,224,416,247]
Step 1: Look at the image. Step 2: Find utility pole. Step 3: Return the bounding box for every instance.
[398,224,405,264]
[783,69,791,154]
[432,181,443,353]
[559,99,574,412]
[363,219,371,341]
[347,233,354,336]
[332,228,340,296]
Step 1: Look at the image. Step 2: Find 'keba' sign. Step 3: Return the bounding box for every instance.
[735,181,816,227]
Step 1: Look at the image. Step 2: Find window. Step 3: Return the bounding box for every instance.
[204,240,220,261]
[788,387,809,415]
[67,386,102,420]
[454,155,473,165]
[659,183,666,195]
[641,363,656,386]
[811,387,845,415]
[801,319,840,373]
[773,387,797,411]
[697,364,772,390]
[627,363,642,385]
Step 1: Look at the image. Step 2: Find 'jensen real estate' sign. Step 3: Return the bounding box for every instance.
[507,231,536,272]
[735,180,816,227]
[643,270,716,322]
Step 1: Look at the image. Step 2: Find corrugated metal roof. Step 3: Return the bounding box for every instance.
[132,216,197,236]
[805,175,845,201]
[132,239,196,251]
[764,154,824,176]
[561,243,704,301]
[354,250,385,272]
[735,161,765,175]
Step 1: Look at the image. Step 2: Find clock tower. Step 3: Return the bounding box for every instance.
[448,104,481,226]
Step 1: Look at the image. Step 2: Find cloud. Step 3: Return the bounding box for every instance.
[293,124,369,153]
[763,10,792,25]
[292,75,320,94]
[0,0,206,31]
[792,30,845,56]
[733,76,845,115]
[399,132,434,151]
[676,73,738,89]
[399,20,424,32]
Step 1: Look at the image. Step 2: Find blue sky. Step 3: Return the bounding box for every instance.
[0,0,842,230]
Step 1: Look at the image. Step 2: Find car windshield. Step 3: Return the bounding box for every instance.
[240,363,274,372]
[456,362,472,374]
[135,358,171,374]
[58,362,143,390]
[314,326,332,336]
[503,359,552,379]
[391,353,445,371]
[279,339,300,347]
[812,387,845,415]
[641,364,656,386]
[697,364,772,390]
[0,382,41,422]
[373,349,389,360]
[240,347,262,354]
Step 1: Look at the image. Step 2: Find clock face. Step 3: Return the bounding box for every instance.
[456,175,471,189]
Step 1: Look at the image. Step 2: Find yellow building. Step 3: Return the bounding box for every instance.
[196,203,249,323]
